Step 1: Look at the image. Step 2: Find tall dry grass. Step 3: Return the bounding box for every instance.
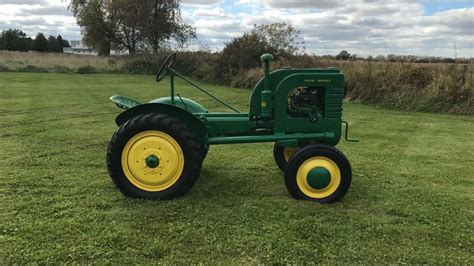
[0,51,472,115]
[0,51,124,73]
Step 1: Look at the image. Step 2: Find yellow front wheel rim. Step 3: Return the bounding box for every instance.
[121,130,184,192]
[296,156,341,198]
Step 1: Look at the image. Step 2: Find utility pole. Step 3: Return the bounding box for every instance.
[454,40,457,59]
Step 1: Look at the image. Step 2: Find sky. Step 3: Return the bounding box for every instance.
[0,0,472,57]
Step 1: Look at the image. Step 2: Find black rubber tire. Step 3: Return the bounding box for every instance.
[202,144,209,160]
[284,144,352,203]
[273,143,288,171]
[106,113,203,200]
[273,143,301,171]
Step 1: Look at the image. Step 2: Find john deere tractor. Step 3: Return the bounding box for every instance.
[107,53,357,203]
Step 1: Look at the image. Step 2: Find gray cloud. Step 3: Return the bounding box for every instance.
[262,0,338,9]
[0,0,471,57]
[0,0,46,4]
[181,0,220,5]
[8,17,48,26]
[20,6,72,16]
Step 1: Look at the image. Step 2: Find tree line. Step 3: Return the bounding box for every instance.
[0,29,70,53]
[334,50,468,64]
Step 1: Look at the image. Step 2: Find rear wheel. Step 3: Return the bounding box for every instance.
[106,113,203,200]
[273,143,299,171]
[284,144,351,203]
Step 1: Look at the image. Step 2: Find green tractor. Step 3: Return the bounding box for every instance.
[107,53,357,203]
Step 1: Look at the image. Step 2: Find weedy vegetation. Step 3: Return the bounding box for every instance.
[1,51,472,115]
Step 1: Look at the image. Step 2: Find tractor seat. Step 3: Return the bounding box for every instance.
[110,95,142,110]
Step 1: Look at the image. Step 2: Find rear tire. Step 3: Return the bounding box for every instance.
[106,113,203,200]
[273,143,299,171]
[284,144,351,203]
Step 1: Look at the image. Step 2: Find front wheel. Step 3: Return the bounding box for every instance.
[106,113,203,200]
[284,144,352,203]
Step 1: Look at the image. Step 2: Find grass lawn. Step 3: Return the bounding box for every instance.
[0,72,472,264]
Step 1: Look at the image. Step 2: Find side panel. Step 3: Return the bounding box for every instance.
[273,73,344,145]
[249,68,341,117]
[195,113,254,137]
[202,115,252,136]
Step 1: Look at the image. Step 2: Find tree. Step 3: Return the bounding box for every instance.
[57,35,71,48]
[0,29,32,52]
[374,55,385,61]
[336,50,351,60]
[140,0,196,52]
[70,0,195,55]
[251,23,303,56]
[387,54,398,62]
[110,0,141,54]
[71,0,114,55]
[31,33,49,52]
[47,35,63,52]
[218,32,270,82]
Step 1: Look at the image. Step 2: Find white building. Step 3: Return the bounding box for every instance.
[64,40,129,56]
[64,40,97,55]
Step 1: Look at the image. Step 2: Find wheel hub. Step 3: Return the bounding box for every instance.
[146,155,160,168]
[307,167,331,189]
[296,156,341,198]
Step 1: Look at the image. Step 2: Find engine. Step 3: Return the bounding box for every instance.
[288,87,325,120]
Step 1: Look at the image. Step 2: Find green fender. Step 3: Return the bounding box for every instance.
[115,103,208,146]
[150,97,208,114]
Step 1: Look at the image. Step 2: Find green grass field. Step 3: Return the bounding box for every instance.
[1,72,473,264]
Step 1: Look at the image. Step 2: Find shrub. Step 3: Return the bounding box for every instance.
[125,55,162,74]
[54,64,73,73]
[18,64,49,73]
[217,33,272,84]
[75,65,97,74]
[230,68,263,89]
[0,63,11,72]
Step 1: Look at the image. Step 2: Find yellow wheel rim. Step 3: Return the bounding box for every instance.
[121,130,184,192]
[283,147,299,161]
[296,156,341,198]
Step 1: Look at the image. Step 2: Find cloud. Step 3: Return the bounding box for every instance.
[193,7,226,17]
[0,0,46,4]
[181,0,221,5]
[260,0,339,9]
[228,0,472,57]
[9,17,48,26]
[0,0,472,57]
[0,1,80,40]
[20,6,72,16]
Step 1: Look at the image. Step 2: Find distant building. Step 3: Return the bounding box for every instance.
[64,40,129,56]
[64,40,97,55]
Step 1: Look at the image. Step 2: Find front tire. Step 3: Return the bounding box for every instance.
[284,144,352,203]
[106,113,203,200]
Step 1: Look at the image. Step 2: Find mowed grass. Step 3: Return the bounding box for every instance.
[0,72,472,264]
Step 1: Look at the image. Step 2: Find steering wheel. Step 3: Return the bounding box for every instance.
[156,52,177,82]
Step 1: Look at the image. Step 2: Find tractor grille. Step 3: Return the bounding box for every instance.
[325,89,344,118]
